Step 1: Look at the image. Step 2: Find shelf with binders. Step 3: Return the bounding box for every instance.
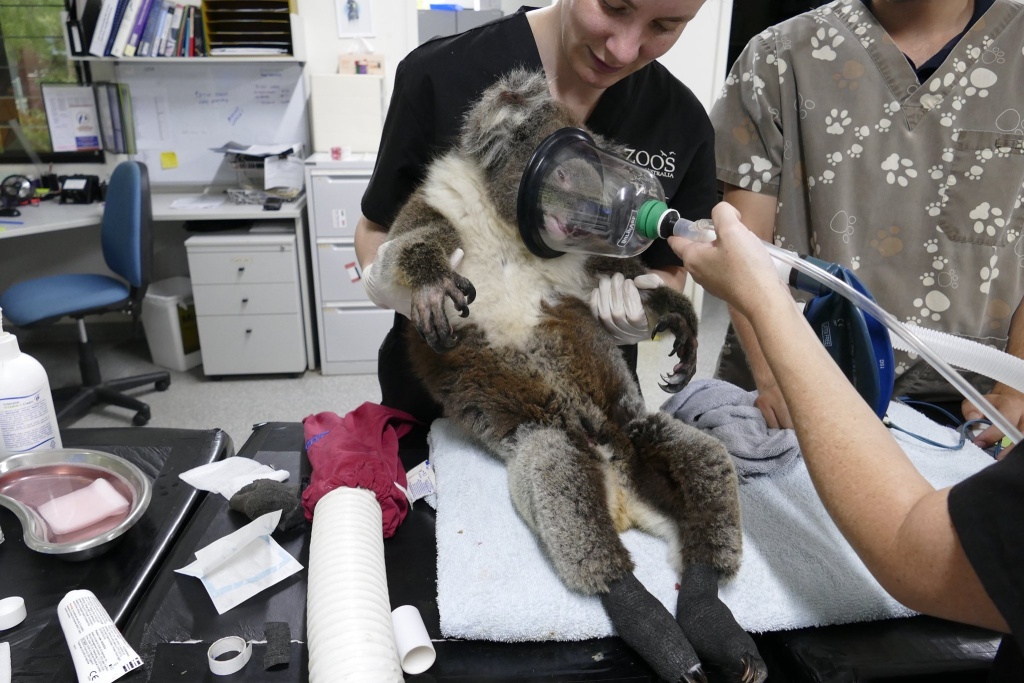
[65,1,305,63]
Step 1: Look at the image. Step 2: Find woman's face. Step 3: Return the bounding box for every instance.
[559,0,705,88]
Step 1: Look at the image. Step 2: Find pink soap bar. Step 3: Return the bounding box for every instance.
[36,478,131,536]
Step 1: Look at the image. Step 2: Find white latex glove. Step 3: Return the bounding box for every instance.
[362,241,465,318]
[589,272,662,345]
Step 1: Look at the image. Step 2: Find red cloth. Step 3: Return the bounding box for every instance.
[301,402,419,538]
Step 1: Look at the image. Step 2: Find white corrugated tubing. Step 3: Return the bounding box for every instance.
[307,487,404,683]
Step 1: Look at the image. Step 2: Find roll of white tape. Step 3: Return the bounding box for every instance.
[0,598,26,631]
[208,636,252,676]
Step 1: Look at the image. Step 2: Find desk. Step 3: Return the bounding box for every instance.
[118,422,999,682]
[2,426,232,681]
[0,200,102,239]
[0,192,316,371]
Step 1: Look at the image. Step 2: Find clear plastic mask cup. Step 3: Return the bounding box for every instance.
[517,128,671,259]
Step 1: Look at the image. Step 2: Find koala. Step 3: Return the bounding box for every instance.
[374,69,766,683]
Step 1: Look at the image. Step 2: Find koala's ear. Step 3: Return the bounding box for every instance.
[498,89,528,107]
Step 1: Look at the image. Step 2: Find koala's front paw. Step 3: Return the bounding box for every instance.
[653,314,697,392]
[410,273,476,353]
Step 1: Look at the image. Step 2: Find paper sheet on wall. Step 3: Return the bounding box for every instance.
[128,86,172,149]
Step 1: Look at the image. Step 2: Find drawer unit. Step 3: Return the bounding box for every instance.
[315,243,369,302]
[186,233,306,376]
[192,282,300,316]
[320,304,393,375]
[187,249,297,286]
[191,314,306,376]
[305,160,384,374]
[310,174,366,238]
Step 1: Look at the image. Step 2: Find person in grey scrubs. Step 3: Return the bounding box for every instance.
[711,0,1024,449]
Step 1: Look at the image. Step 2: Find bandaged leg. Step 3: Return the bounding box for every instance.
[676,564,766,683]
[601,572,706,683]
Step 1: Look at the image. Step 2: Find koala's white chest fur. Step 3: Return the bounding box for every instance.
[421,155,594,349]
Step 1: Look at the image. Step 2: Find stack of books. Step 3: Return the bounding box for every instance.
[71,0,207,58]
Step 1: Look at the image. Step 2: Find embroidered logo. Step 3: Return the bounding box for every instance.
[623,148,677,179]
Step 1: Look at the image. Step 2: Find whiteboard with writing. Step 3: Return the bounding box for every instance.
[116,62,309,186]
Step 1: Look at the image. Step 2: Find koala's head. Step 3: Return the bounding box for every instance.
[459,69,583,220]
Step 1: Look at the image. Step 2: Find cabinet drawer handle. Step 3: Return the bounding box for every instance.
[245,329,252,335]
[241,298,249,304]
[237,266,246,273]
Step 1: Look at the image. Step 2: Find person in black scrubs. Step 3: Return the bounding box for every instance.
[672,203,1023,682]
[355,0,714,425]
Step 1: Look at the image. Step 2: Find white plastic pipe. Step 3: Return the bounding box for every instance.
[890,326,1024,395]
[307,487,404,683]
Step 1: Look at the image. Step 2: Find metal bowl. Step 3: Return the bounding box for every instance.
[0,448,152,561]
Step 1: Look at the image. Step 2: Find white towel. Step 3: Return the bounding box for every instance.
[430,401,994,640]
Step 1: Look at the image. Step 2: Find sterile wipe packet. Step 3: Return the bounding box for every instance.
[175,510,303,614]
[405,460,436,503]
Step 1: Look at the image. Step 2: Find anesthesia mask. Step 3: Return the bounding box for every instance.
[517,127,710,260]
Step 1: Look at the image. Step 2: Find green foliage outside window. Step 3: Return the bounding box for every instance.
[0,1,80,155]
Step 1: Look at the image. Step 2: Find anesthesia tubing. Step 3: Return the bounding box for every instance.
[674,217,1024,444]
[766,241,1024,445]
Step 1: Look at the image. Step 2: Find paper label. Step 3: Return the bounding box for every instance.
[405,460,436,502]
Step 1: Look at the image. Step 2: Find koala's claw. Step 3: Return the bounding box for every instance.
[681,665,708,683]
[739,653,768,683]
[652,315,698,392]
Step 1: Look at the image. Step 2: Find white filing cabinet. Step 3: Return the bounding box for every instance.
[185,232,307,376]
[305,154,393,375]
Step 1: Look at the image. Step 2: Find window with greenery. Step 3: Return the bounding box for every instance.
[0,0,101,162]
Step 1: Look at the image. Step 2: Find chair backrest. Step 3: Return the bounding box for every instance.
[101,161,153,305]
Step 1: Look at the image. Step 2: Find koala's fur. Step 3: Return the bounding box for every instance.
[375,70,760,681]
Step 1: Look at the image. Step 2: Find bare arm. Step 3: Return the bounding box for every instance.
[964,297,1024,452]
[672,204,1009,633]
[720,185,794,429]
[355,215,389,269]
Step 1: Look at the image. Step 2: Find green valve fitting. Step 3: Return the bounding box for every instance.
[636,199,669,241]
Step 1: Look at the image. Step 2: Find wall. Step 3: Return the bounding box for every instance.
[297,0,418,107]
[660,0,734,112]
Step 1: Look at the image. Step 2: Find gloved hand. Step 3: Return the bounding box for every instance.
[589,272,662,345]
[362,241,465,318]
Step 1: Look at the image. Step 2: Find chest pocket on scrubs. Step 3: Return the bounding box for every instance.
[937,130,1024,247]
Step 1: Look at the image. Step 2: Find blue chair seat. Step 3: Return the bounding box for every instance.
[0,274,130,326]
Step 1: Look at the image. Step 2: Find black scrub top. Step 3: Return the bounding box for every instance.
[948,446,1024,681]
[362,6,717,423]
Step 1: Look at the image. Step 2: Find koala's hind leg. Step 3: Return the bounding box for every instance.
[506,425,705,683]
[625,412,767,683]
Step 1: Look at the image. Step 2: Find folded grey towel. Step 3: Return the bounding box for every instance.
[661,378,800,481]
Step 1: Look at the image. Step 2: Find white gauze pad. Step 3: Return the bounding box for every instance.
[37,478,131,536]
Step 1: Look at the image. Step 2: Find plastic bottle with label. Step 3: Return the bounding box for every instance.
[0,309,62,456]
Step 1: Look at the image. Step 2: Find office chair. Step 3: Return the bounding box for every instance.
[0,161,170,427]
